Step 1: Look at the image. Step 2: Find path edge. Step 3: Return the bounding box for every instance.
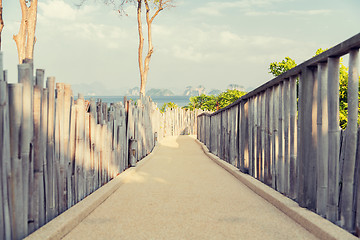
[24,144,160,240]
[195,139,357,240]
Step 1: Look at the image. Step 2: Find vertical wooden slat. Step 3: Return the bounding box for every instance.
[341,49,359,231]
[264,89,272,185]
[41,88,48,221]
[30,85,43,233]
[327,57,340,222]
[68,103,76,207]
[75,95,85,202]
[8,83,24,240]
[244,101,249,171]
[260,92,265,182]
[239,102,245,171]
[46,77,56,221]
[283,79,290,195]
[278,82,284,193]
[0,80,11,240]
[316,62,328,216]
[273,85,279,190]
[55,83,66,214]
[248,98,254,176]
[253,95,258,178]
[289,75,298,200]
[18,63,33,236]
[298,67,317,210]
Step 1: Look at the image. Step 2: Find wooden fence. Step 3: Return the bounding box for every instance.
[197,33,360,235]
[0,53,199,240]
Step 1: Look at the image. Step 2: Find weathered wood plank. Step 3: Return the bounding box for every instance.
[340,48,359,231]
[327,57,340,222]
[273,85,279,190]
[289,76,298,200]
[0,80,11,240]
[30,85,43,233]
[46,77,56,221]
[18,63,33,236]
[8,83,24,240]
[283,80,290,195]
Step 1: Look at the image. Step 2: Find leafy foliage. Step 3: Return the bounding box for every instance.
[160,102,178,113]
[269,57,297,77]
[183,89,247,112]
[269,49,360,129]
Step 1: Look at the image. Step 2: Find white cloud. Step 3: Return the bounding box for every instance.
[172,45,208,62]
[192,0,290,16]
[38,0,97,21]
[39,0,77,20]
[246,9,332,16]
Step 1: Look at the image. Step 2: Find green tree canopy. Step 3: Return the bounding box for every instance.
[269,49,360,129]
[269,57,297,77]
[183,89,247,112]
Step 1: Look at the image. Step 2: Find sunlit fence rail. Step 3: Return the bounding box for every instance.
[197,33,360,235]
[0,54,199,240]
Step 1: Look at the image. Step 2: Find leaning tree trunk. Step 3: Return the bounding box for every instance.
[137,0,145,96]
[138,0,164,96]
[13,0,38,64]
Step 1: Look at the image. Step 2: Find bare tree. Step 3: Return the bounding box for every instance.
[137,0,173,96]
[79,0,173,96]
[13,0,38,63]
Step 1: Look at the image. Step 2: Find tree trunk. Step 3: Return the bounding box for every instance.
[137,0,145,96]
[138,0,164,96]
[13,0,38,64]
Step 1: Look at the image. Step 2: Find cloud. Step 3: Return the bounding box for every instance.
[38,0,97,21]
[245,9,332,16]
[38,0,77,20]
[172,45,207,62]
[192,0,290,16]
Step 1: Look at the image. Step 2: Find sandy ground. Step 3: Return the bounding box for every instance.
[62,135,318,240]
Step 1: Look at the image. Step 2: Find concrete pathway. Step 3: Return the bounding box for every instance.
[62,136,317,240]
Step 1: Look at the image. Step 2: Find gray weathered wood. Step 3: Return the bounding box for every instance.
[278,82,284,193]
[18,63,33,236]
[8,83,24,240]
[35,69,44,88]
[327,57,340,222]
[340,48,359,231]
[30,85,44,233]
[0,80,11,240]
[46,77,56,221]
[273,84,279,191]
[298,67,317,210]
[289,76,298,200]
[40,88,48,225]
[316,62,328,216]
[253,95,258,178]
[283,80,290,195]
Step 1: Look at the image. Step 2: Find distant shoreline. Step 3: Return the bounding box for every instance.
[82,95,191,107]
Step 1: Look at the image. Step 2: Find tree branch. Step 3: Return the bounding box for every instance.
[13,0,28,63]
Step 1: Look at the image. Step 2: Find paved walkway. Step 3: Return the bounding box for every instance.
[63,136,317,240]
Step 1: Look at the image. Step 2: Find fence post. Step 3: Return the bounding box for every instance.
[289,75,298,200]
[0,80,11,240]
[8,83,24,240]
[341,48,359,231]
[327,57,340,222]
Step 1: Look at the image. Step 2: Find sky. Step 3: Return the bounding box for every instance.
[2,0,360,95]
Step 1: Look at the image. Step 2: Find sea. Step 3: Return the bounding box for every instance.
[83,95,191,108]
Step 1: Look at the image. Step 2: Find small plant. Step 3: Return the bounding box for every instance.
[160,102,178,113]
